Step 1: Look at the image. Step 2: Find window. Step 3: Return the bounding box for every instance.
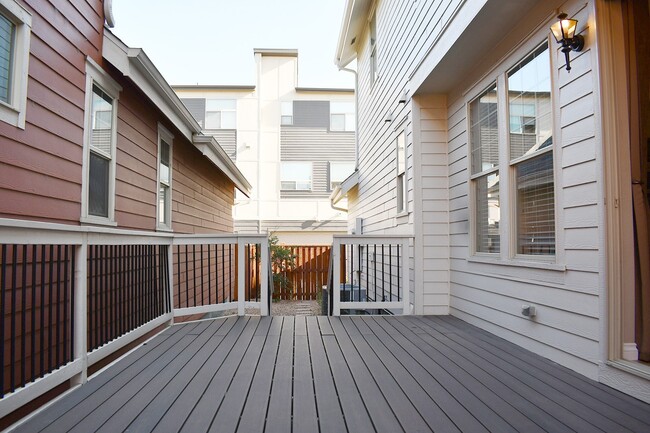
[81,59,121,225]
[329,162,355,190]
[205,99,236,129]
[508,43,554,256]
[369,11,378,86]
[468,41,555,258]
[157,124,173,230]
[0,0,31,128]
[470,84,500,253]
[281,162,312,191]
[396,131,407,213]
[281,101,293,125]
[330,101,355,131]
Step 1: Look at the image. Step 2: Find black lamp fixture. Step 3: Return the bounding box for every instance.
[550,13,584,72]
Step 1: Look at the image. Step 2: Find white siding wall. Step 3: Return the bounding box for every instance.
[349,0,610,380]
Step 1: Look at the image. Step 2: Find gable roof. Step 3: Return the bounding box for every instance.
[102,29,252,197]
[335,0,373,68]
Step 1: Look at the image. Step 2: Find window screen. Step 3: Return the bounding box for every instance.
[88,152,109,217]
[0,13,14,103]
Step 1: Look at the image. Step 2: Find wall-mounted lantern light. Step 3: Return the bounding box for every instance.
[550,13,584,72]
[384,109,393,123]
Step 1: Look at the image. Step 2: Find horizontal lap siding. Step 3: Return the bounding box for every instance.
[0,0,103,224]
[446,2,602,377]
[280,127,354,199]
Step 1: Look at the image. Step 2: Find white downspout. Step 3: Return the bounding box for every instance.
[339,65,359,169]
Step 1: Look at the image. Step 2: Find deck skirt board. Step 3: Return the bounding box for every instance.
[13,315,650,433]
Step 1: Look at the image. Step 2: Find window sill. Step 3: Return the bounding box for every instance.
[606,360,650,381]
[467,255,566,272]
[156,226,173,233]
[0,101,23,129]
[396,211,409,223]
[80,216,118,227]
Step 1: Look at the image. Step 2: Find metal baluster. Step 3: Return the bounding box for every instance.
[21,245,27,387]
[31,245,37,381]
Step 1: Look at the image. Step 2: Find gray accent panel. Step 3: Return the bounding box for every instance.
[280,127,355,199]
[180,98,206,128]
[208,129,237,160]
[293,101,330,128]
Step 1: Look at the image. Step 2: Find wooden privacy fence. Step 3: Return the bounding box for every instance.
[273,246,331,300]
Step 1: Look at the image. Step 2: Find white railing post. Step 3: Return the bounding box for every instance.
[401,237,410,315]
[332,238,341,316]
[71,236,88,386]
[237,238,245,316]
[260,237,269,316]
[167,240,174,323]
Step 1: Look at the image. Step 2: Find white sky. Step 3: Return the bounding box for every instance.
[111,0,354,89]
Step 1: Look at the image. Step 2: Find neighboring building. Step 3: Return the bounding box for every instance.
[334,0,650,402]
[0,0,250,232]
[174,49,355,245]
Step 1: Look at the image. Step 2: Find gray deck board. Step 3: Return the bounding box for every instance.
[13,315,650,433]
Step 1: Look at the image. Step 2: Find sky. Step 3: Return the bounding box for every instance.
[111,0,354,89]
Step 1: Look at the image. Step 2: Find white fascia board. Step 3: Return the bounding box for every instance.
[102,30,200,142]
[335,0,369,68]
[192,135,252,197]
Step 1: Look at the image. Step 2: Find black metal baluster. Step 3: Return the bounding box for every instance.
[184,245,189,309]
[70,246,75,362]
[112,245,117,340]
[119,245,124,337]
[10,245,18,391]
[223,244,226,303]
[56,245,62,366]
[31,245,37,381]
[87,245,93,351]
[63,246,69,364]
[47,245,55,373]
[21,245,27,387]
[40,245,45,377]
[397,245,401,301]
[176,245,181,310]
[381,244,385,302]
[365,244,369,302]
[389,245,392,302]
[207,245,212,305]
[0,244,5,396]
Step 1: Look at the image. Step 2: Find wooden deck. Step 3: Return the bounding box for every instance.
[13,315,650,433]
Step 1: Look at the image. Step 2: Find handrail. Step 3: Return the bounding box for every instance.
[331,234,413,316]
[0,218,269,418]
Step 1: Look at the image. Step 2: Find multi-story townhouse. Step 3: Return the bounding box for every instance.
[174,49,356,245]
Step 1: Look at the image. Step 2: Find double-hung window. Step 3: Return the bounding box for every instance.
[369,11,378,86]
[470,41,555,258]
[0,0,31,128]
[281,162,312,191]
[330,101,355,131]
[157,124,173,230]
[396,131,407,214]
[470,84,500,253]
[205,99,236,129]
[509,43,555,255]
[82,59,121,225]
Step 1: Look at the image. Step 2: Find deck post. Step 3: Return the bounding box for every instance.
[237,238,245,316]
[259,237,269,316]
[167,241,174,324]
[332,238,341,316]
[71,237,88,385]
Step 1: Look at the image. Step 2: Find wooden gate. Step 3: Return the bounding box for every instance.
[273,246,330,300]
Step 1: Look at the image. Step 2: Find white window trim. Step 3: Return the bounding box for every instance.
[280,101,293,125]
[157,123,173,231]
[0,0,31,129]
[466,35,562,267]
[280,161,312,191]
[80,58,121,227]
[396,130,408,216]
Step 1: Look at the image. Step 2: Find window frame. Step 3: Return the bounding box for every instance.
[467,37,561,265]
[328,161,355,191]
[280,161,312,191]
[329,101,355,132]
[369,9,378,87]
[80,58,121,226]
[157,123,173,231]
[469,83,501,256]
[396,130,407,215]
[0,0,31,129]
[205,99,236,129]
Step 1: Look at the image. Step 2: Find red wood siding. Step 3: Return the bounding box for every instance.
[0,0,103,224]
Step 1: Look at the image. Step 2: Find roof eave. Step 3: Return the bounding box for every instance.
[192,135,252,197]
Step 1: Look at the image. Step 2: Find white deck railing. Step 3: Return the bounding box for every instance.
[0,218,269,419]
[331,235,412,316]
